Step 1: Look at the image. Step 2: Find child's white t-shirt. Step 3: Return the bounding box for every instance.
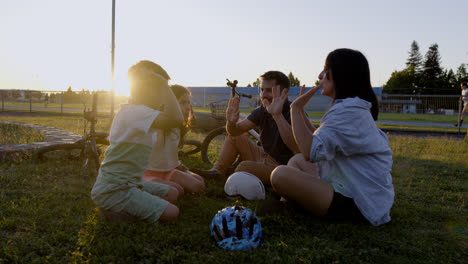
[92,104,160,192]
[147,128,181,172]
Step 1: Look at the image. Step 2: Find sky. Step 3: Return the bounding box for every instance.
[1,0,467,96]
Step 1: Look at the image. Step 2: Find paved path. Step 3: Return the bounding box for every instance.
[3,105,467,129]
[306,117,468,129]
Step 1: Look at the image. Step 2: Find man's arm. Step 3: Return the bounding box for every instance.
[225,95,256,136]
[227,118,256,136]
[263,86,299,153]
[271,114,300,153]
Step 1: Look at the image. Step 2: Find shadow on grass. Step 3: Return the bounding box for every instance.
[1,151,467,263]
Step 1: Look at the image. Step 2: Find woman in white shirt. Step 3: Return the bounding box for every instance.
[270,49,394,226]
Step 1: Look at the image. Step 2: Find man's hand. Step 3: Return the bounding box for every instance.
[226,96,240,124]
[264,85,288,118]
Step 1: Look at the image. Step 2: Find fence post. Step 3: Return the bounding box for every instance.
[1,90,4,112]
[29,91,32,112]
[457,96,462,133]
[61,91,63,115]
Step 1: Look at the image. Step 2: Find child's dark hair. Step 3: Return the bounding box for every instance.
[461,81,468,88]
[260,71,291,90]
[170,84,194,147]
[325,48,379,120]
[127,60,171,100]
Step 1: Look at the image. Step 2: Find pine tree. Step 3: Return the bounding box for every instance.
[288,72,301,87]
[421,43,443,93]
[406,41,423,73]
[456,64,467,83]
[423,43,443,79]
[252,78,260,87]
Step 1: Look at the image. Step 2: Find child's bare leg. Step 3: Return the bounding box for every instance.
[159,203,179,222]
[188,171,205,183]
[161,186,179,204]
[171,170,206,193]
[150,177,184,196]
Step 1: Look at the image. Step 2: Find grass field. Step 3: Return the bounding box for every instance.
[0,115,467,263]
[0,123,43,144]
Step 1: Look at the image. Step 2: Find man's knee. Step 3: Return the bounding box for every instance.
[235,160,251,172]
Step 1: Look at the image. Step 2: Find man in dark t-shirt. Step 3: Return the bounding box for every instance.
[193,71,301,185]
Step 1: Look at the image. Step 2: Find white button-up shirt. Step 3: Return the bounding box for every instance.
[310,97,394,226]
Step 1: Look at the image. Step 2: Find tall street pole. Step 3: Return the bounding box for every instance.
[110,0,116,118]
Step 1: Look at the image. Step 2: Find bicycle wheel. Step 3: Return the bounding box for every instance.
[178,139,202,157]
[201,127,241,167]
[80,138,101,176]
[35,140,84,160]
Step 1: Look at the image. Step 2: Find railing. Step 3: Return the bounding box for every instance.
[378,94,461,115]
[1,89,464,118]
[0,90,127,116]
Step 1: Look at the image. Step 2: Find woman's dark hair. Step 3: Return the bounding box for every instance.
[325,49,379,120]
[170,84,194,147]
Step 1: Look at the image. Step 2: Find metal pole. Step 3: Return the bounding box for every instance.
[29,91,32,112]
[61,91,63,114]
[110,0,116,119]
[1,90,4,112]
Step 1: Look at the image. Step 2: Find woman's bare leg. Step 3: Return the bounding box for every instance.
[270,165,333,216]
[287,153,319,178]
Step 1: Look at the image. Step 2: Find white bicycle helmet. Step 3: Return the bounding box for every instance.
[224,172,266,200]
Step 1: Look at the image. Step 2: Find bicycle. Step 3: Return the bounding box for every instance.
[200,79,260,167]
[35,92,202,175]
[35,92,109,176]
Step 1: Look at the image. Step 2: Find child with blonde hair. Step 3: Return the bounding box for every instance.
[143,84,205,194]
[91,60,184,222]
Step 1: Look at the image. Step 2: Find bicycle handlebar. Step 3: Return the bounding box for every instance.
[226,78,252,99]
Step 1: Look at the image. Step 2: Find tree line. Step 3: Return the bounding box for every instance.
[247,72,302,87]
[384,41,468,95]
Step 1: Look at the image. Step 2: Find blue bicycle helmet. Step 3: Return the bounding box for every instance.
[210,205,262,251]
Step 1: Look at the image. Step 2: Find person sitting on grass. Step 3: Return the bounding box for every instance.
[91,60,184,222]
[270,49,394,226]
[143,84,205,194]
[454,81,467,127]
[192,71,304,185]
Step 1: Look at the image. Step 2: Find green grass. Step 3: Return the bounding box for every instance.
[0,123,43,144]
[0,116,467,263]
[0,115,112,136]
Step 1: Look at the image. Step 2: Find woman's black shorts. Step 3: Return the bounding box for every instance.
[323,192,369,224]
